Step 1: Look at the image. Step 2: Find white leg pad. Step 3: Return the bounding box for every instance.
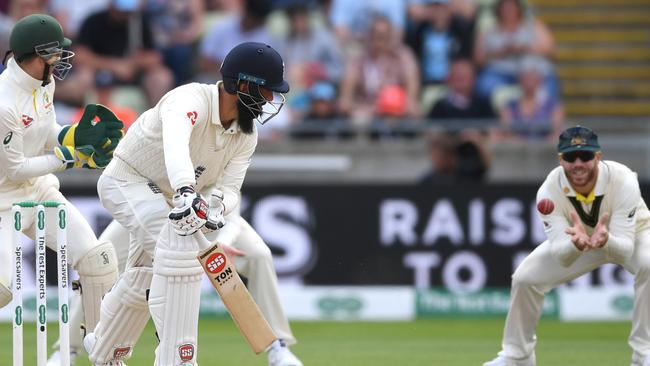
[149,227,203,366]
[0,281,11,308]
[88,267,152,364]
[76,240,119,331]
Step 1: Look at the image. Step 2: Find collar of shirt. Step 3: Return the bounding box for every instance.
[7,57,48,92]
[560,161,608,202]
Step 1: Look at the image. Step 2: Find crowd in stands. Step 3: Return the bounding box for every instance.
[0,0,566,183]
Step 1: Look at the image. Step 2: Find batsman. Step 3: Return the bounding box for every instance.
[84,42,300,366]
[0,13,121,341]
[485,126,650,366]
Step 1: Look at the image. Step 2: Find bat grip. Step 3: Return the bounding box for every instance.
[193,230,213,251]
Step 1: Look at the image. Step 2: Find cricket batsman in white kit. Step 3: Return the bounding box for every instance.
[0,13,121,342]
[485,126,650,366]
[84,42,301,366]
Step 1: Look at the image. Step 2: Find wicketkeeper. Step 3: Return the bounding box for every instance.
[0,13,121,344]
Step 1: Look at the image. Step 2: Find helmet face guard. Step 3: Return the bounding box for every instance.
[35,41,74,80]
[236,73,286,125]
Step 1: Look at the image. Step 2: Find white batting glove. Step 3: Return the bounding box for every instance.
[168,186,209,236]
[201,189,226,234]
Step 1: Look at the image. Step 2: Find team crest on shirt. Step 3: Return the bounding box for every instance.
[43,92,52,109]
[187,111,198,125]
[21,114,33,127]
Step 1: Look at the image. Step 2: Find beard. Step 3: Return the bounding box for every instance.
[566,164,597,190]
[236,95,264,135]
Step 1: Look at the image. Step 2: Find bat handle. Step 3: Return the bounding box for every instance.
[193,230,213,251]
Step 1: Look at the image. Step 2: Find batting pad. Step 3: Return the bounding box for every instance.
[0,281,11,308]
[76,240,119,332]
[88,267,152,364]
[149,233,203,366]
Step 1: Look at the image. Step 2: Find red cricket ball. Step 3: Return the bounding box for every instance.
[537,198,555,215]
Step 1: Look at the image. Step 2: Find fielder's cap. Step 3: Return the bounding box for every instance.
[557,126,600,154]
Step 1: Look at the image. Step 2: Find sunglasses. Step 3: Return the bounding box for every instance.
[561,151,595,163]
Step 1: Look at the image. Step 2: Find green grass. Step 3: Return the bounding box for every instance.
[1,318,633,365]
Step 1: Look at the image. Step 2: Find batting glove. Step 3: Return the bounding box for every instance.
[169,186,209,236]
[201,189,226,234]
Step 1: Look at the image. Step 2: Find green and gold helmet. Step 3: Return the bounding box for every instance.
[9,14,74,80]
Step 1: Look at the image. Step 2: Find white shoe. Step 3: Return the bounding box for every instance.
[267,339,303,366]
[83,333,127,366]
[46,350,77,366]
[484,354,535,366]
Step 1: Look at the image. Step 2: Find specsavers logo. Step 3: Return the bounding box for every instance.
[3,131,12,145]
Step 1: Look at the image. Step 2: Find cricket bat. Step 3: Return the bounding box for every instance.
[195,230,277,353]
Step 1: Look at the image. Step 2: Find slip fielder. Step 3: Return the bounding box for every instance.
[484,126,650,366]
[83,42,301,366]
[0,13,121,345]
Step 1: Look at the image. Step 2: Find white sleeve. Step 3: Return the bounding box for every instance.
[604,176,639,263]
[0,106,63,181]
[160,87,208,191]
[220,133,257,216]
[537,184,582,267]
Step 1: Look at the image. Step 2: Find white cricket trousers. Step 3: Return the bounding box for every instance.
[500,229,650,361]
[0,175,101,289]
[99,213,296,344]
[96,174,296,344]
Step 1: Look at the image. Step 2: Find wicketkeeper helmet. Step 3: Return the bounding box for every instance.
[9,14,74,81]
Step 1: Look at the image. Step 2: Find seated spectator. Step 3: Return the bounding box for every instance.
[199,0,276,80]
[428,59,495,121]
[329,0,406,52]
[420,129,490,183]
[290,81,352,139]
[51,0,109,38]
[145,0,204,85]
[338,14,420,126]
[473,0,558,99]
[71,0,173,106]
[497,57,564,140]
[406,0,474,85]
[408,0,476,23]
[280,1,344,94]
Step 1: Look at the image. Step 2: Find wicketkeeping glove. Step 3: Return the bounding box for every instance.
[54,146,99,170]
[168,186,209,236]
[58,104,124,156]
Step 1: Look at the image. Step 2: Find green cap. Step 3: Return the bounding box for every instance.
[9,14,71,58]
[557,126,600,154]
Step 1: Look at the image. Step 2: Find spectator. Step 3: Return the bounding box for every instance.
[51,0,110,38]
[428,59,495,121]
[280,1,343,93]
[497,57,564,140]
[199,0,276,79]
[290,81,353,139]
[473,0,558,99]
[408,0,476,23]
[338,15,420,126]
[71,0,174,106]
[329,0,406,50]
[145,0,204,85]
[420,130,490,183]
[406,0,474,85]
